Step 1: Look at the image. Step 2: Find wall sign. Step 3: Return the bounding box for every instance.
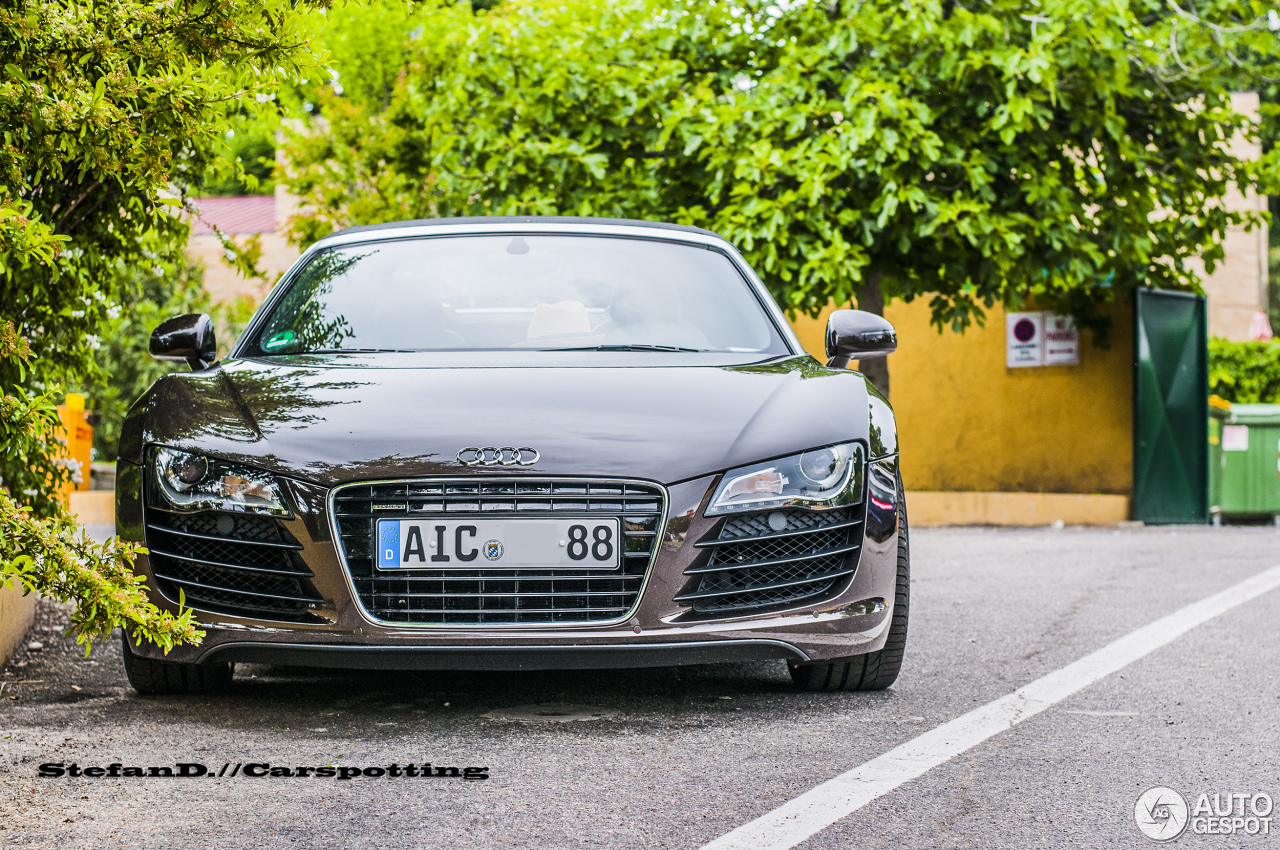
[1044,314,1080,366]
[1006,312,1044,368]
[1007,311,1080,368]
[1222,425,1249,452]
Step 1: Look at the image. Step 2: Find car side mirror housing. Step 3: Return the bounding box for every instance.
[150,313,217,371]
[825,309,897,369]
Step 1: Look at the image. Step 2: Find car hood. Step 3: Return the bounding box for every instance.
[122,354,874,486]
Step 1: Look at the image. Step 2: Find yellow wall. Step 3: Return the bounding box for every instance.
[0,581,36,667]
[791,300,1133,495]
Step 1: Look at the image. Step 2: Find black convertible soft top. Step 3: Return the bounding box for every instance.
[329,215,723,240]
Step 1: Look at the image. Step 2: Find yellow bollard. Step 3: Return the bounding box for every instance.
[55,393,94,504]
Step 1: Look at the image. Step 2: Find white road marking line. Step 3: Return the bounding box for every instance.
[698,564,1280,850]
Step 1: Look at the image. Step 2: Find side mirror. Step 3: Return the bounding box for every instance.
[150,313,217,371]
[825,309,897,369]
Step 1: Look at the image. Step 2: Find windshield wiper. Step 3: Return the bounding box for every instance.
[552,344,703,353]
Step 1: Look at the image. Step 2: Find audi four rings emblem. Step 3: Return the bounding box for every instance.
[457,447,540,466]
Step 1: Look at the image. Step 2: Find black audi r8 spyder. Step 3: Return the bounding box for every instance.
[118,217,907,694]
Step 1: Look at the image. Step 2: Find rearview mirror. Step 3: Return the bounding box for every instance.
[825,309,897,369]
[150,313,217,371]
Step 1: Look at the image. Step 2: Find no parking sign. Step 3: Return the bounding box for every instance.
[1006,311,1043,367]
[1007,311,1080,368]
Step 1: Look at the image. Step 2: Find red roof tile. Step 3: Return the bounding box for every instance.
[188,195,277,235]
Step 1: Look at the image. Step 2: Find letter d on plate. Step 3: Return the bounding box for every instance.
[378,521,400,568]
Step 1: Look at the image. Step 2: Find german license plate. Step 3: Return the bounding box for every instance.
[375,518,621,570]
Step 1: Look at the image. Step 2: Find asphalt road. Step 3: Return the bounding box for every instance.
[2,524,1278,849]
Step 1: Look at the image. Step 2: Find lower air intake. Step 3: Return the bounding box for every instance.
[144,509,324,623]
[676,506,863,614]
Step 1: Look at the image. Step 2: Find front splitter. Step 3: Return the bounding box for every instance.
[197,639,810,671]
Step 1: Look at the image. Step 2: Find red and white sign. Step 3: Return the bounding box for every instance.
[1006,311,1081,368]
[1043,314,1080,366]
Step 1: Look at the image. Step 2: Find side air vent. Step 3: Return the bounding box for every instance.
[144,508,325,623]
[675,506,863,614]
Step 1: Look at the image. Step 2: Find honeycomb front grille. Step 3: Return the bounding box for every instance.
[170,512,283,543]
[331,479,666,625]
[143,508,324,623]
[719,508,849,538]
[677,506,863,615]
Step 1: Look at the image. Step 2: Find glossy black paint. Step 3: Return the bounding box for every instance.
[113,461,144,544]
[865,459,900,544]
[120,352,875,487]
[866,380,898,460]
[149,313,217,371]
[863,375,899,545]
[825,309,897,369]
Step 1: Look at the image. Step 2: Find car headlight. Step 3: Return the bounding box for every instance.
[149,446,290,516]
[705,442,864,515]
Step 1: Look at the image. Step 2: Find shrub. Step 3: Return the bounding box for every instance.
[84,261,256,462]
[0,322,202,654]
[1208,337,1280,404]
[0,0,318,652]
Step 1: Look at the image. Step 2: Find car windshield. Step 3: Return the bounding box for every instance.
[245,234,788,356]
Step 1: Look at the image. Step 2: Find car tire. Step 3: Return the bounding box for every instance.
[789,477,909,692]
[121,634,234,695]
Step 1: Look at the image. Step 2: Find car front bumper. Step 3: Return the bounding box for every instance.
[118,465,902,668]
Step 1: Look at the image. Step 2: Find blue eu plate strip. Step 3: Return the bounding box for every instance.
[376,520,400,569]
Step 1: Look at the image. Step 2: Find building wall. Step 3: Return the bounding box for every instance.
[791,299,1134,495]
[186,230,301,304]
[1201,221,1268,341]
[1195,91,1269,341]
[0,583,36,667]
[184,180,306,304]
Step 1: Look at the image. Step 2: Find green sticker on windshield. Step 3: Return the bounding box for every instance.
[264,330,295,350]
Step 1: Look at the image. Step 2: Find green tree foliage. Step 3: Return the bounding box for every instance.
[199,110,281,197]
[280,0,464,242]
[680,1,1280,332]
[83,260,256,462]
[0,0,319,649]
[282,0,1280,394]
[86,263,208,463]
[1,322,203,654]
[1209,336,1280,403]
[0,0,319,387]
[281,0,725,245]
[1271,249,1280,332]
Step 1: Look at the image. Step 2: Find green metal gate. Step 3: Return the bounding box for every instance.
[1133,288,1208,524]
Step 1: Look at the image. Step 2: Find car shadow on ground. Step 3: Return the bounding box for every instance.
[3,600,903,730]
[125,660,904,734]
[179,660,809,715]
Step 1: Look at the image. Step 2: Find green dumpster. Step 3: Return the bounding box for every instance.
[1214,403,1280,523]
